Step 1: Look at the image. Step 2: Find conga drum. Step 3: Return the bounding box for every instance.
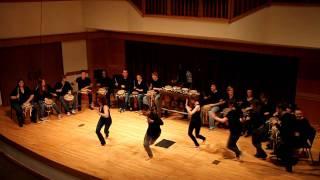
[131,91,139,110]
[21,102,33,123]
[44,98,54,116]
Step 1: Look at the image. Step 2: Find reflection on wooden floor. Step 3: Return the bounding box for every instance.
[0,107,319,180]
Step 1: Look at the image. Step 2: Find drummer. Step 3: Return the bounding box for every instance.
[54,76,76,115]
[96,70,113,106]
[143,72,164,112]
[133,74,148,111]
[34,79,62,121]
[115,69,132,112]
[10,79,37,127]
[76,70,94,111]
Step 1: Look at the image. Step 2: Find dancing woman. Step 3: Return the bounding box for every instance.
[143,107,164,159]
[96,96,112,146]
[186,97,206,147]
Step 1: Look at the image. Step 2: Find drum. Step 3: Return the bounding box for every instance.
[164,85,173,91]
[131,91,139,110]
[21,102,33,117]
[80,88,91,95]
[116,89,126,98]
[44,98,54,108]
[188,90,199,96]
[64,94,75,103]
[182,88,189,94]
[146,90,156,97]
[97,87,108,96]
[172,86,182,93]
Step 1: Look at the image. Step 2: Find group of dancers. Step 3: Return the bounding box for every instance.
[9,69,316,172]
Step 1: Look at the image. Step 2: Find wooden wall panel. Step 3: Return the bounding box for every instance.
[0,42,64,105]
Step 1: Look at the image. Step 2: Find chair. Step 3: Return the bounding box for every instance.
[300,128,316,164]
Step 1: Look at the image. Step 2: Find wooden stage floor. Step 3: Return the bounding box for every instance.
[0,107,319,180]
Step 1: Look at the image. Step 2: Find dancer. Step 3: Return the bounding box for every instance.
[96,96,112,146]
[186,97,206,147]
[212,100,242,159]
[143,107,164,159]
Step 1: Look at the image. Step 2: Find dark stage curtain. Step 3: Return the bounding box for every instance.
[0,43,64,105]
[125,41,298,104]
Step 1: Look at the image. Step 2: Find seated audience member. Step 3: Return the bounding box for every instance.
[76,70,94,111]
[55,76,76,115]
[34,79,62,121]
[10,79,37,127]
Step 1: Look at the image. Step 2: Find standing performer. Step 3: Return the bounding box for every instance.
[76,70,94,111]
[10,79,37,126]
[185,97,206,147]
[143,107,164,159]
[213,100,243,159]
[96,96,112,146]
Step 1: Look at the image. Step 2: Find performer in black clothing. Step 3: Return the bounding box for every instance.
[213,100,243,159]
[143,107,164,159]
[34,79,62,120]
[186,97,206,147]
[96,70,113,106]
[10,79,37,126]
[276,103,298,172]
[259,92,274,119]
[55,76,76,115]
[76,70,94,111]
[95,96,112,146]
[295,109,316,147]
[115,69,132,112]
[143,72,163,114]
[201,83,224,130]
[133,74,148,110]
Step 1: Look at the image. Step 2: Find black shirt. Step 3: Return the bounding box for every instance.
[34,85,54,102]
[134,80,148,94]
[76,77,91,90]
[260,101,274,118]
[296,118,314,143]
[54,81,73,97]
[97,77,113,89]
[279,112,297,143]
[150,79,164,93]
[118,77,132,92]
[10,86,33,105]
[146,112,164,138]
[226,109,242,134]
[204,90,223,104]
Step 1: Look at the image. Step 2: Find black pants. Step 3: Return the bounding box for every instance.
[188,120,206,146]
[78,93,93,108]
[143,133,160,158]
[278,140,296,171]
[96,117,112,145]
[252,125,268,156]
[11,103,37,126]
[227,132,241,157]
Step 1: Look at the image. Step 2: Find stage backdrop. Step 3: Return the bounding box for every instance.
[0,42,64,106]
[125,41,299,103]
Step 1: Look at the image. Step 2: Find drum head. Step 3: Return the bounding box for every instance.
[132,91,139,95]
[117,90,126,96]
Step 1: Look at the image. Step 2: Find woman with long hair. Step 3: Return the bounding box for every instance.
[96,96,112,146]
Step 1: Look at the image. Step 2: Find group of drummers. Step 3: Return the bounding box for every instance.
[10,69,316,172]
[200,82,316,172]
